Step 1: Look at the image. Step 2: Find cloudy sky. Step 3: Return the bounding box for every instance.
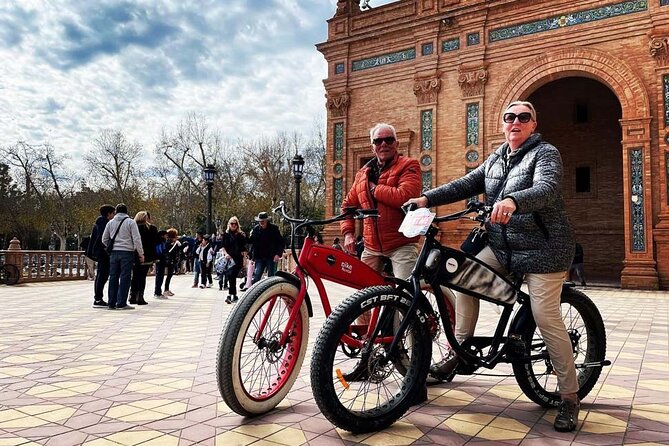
[0,0,396,163]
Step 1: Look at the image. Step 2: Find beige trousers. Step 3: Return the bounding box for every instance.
[361,244,418,280]
[454,246,578,394]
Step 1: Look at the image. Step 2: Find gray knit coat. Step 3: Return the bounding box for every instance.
[423,133,574,274]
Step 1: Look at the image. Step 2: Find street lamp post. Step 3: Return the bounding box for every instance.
[292,153,305,247]
[204,164,217,235]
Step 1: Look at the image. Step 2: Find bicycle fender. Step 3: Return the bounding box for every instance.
[275,271,314,317]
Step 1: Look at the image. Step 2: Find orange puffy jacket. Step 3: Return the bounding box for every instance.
[341,153,421,252]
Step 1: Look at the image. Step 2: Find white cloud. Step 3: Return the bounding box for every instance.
[0,0,360,166]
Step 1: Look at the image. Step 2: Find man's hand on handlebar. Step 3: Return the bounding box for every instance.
[343,233,356,253]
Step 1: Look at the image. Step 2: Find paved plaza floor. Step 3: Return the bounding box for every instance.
[1,275,668,445]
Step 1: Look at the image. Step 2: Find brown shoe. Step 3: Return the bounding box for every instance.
[554,399,580,432]
[429,352,458,380]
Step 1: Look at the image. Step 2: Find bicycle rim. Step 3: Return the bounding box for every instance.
[218,277,308,415]
[311,286,431,433]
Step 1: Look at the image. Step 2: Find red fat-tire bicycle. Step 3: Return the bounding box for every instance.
[216,202,455,416]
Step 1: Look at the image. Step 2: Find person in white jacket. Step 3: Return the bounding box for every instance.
[101,203,144,310]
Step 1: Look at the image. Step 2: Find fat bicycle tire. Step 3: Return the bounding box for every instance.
[0,264,19,285]
[512,287,606,408]
[310,286,432,433]
[216,276,309,416]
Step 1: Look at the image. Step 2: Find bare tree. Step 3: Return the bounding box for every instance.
[84,129,143,203]
[158,113,225,198]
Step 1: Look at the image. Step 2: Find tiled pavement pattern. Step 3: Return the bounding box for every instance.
[1,276,668,446]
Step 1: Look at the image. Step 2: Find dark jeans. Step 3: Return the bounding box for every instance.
[94,255,110,301]
[130,263,151,299]
[154,261,165,295]
[108,251,135,308]
[219,263,242,295]
[200,261,212,286]
[252,257,276,284]
[165,263,174,291]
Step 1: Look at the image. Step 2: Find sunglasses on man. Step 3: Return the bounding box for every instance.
[503,112,533,124]
[372,136,396,146]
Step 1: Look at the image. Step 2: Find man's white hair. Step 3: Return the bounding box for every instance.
[369,123,397,142]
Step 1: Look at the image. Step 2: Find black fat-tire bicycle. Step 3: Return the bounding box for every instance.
[0,263,20,285]
[310,202,609,433]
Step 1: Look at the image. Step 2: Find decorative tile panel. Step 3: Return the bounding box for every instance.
[489,0,648,43]
[466,150,479,163]
[467,32,480,46]
[421,110,433,150]
[351,48,416,71]
[662,0,669,5]
[421,155,432,166]
[334,163,343,175]
[466,103,479,147]
[442,38,460,52]
[334,123,344,161]
[421,42,434,56]
[333,178,343,214]
[664,75,669,127]
[422,171,432,192]
[666,151,669,205]
[335,63,345,74]
[630,148,645,252]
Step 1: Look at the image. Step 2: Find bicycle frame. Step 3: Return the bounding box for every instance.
[361,205,532,371]
[256,203,392,347]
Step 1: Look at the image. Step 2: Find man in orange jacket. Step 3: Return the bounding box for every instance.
[341,123,422,280]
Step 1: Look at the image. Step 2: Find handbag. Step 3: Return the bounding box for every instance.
[460,226,488,255]
[105,217,128,255]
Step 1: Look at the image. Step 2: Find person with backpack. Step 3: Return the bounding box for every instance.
[153,230,168,299]
[86,204,115,308]
[162,228,181,297]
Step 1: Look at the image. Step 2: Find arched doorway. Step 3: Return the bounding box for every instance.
[528,77,623,286]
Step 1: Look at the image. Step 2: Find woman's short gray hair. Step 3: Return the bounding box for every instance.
[369,123,397,142]
[505,100,537,122]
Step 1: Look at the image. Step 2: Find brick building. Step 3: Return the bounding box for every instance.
[316,0,669,290]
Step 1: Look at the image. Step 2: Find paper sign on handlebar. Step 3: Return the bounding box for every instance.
[398,208,435,237]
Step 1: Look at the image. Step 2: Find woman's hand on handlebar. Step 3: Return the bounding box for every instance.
[403,196,429,209]
[490,198,517,225]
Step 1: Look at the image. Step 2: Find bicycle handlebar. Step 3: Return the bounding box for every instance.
[272,201,379,231]
[430,200,492,224]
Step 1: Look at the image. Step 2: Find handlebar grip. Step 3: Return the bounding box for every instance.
[401,203,418,214]
[355,209,379,219]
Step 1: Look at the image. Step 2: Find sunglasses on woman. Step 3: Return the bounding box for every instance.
[503,112,533,123]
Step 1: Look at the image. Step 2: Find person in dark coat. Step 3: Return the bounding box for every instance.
[86,204,115,308]
[220,216,247,303]
[129,211,158,305]
[249,212,285,284]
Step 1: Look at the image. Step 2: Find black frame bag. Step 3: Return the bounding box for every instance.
[460,226,488,255]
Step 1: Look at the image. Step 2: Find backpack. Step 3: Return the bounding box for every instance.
[156,241,165,256]
[214,256,235,275]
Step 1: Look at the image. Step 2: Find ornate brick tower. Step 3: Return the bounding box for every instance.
[318,0,669,289]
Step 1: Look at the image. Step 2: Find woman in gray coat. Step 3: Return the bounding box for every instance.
[406,100,579,432]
